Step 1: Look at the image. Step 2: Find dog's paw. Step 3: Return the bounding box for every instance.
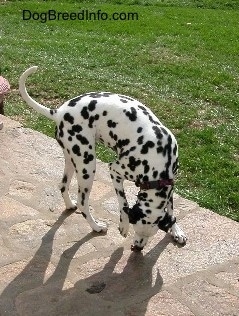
[93,220,108,233]
[171,223,187,245]
[65,200,77,212]
[118,222,129,238]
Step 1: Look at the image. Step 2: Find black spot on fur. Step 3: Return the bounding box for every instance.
[143,175,149,182]
[155,187,168,199]
[67,124,83,136]
[152,126,163,139]
[157,146,164,154]
[68,96,82,107]
[103,111,107,116]
[127,156,141,172]
[81,192,85,206]
[83,168,87,174]
[138,105,159,125]
[123,107,137,121]
[157,213,176,232]
[59,121,64,138]
[107,120,118,128]
[128,205,146,224]
[81,107,89,119]
[88,116,95,128]
[68,129,74,136]
[57,138,64,149]
[118,190,126,198]
[63,175,67,183]
[55,126,58,138]
[137,127,143,133]
[137,136,144,145]
[138,105,149,114]
[161,135,173,178]
[161,127,168,135]
[149,116,159,125]
[109,131,118,141]
[119,145,136,159]
[157,201,165,209]
[173,158,179,175]
[153,170,158,179]
[117,138,130,149]
[50,109,57,115]
[72,125,82,133]
[137,192,148,201]
[141,141,155,154]
[76,134,89,145]
[64,113,74,124]
[83,152,94,164]
[142,160,150,174]
[72,144,81,156]
[88,100,97,111]
[71,158,76,169]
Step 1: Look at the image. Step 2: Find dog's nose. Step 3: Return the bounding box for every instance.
[131,244,143,252]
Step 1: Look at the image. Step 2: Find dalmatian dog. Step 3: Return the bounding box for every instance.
[19,66,187,251]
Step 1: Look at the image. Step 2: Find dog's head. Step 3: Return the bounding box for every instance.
[128,200,176,252]
[128,204,158,251]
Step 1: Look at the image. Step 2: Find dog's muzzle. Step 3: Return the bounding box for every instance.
[131,245,143,252]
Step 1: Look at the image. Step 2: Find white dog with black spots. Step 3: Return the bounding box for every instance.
[19,67,187,251]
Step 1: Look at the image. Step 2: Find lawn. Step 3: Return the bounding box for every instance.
[1,0,238,221]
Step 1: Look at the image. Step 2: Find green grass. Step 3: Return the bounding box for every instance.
[1,0,238,221]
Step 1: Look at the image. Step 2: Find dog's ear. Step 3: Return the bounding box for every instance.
[128,204,146,224]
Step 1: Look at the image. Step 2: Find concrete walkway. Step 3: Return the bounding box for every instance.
[0,114,238,316]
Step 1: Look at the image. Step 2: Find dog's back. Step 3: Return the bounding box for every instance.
[56,92,178,183]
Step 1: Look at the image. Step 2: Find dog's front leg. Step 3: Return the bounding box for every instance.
[109,162,129,238]
[167,192,187,244]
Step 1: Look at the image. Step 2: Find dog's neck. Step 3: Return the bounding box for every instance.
[135,179,174,191]
[136,185,172,210]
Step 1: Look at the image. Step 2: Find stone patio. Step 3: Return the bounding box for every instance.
[0,114,238,316]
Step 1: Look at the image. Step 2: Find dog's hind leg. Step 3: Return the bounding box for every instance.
[74,151,107,233]
[59,153,77,211]
[109,161,129,237]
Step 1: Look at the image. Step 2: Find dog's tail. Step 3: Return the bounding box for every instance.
[19,66,57,122]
